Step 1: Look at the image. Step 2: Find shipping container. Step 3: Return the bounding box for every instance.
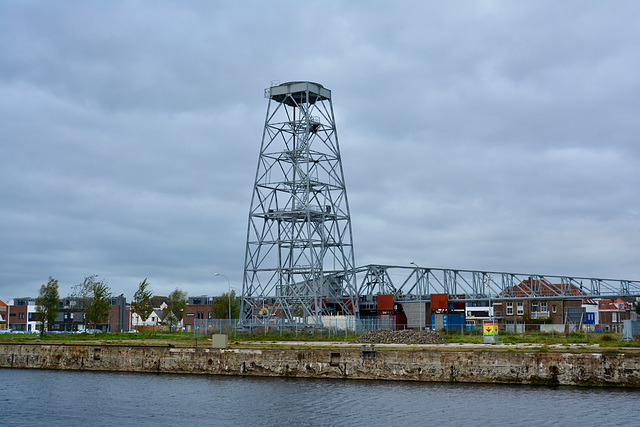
[430,293,449,311]
[376,294,395,312]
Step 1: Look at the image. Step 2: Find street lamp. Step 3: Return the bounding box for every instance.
[215,273,232,321]
[410,261,423,331]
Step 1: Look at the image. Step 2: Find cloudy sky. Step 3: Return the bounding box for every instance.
[1,1,639,301]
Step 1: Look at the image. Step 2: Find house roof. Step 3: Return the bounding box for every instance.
[151,296,169,309]
[597,299,632,310]
[0,300,7,307]
[598,300,618,310]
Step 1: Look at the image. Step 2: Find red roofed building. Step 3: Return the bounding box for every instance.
[492,278,583,329]
[597,298,634,332]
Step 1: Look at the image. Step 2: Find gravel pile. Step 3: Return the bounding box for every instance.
[354,329,446,345]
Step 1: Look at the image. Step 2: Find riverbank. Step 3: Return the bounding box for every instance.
[2,342,639,387]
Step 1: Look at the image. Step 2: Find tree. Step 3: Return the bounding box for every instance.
[70,277,91,329]
[132,278,154,331]
[210,290,240,319]
[36,276,60,336]
[72,275,112,333]
[163,288,187,331]
[86,278,112,330]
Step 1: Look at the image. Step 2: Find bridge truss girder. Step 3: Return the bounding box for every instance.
[354,264,640,303]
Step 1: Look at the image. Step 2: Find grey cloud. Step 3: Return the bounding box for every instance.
[1,1,639,300]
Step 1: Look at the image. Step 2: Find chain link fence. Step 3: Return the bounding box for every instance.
[189,318,629,342]
[1,320,630,343]
[192,316,397,339]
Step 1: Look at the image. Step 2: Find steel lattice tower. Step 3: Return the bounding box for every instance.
[242,81,358,326]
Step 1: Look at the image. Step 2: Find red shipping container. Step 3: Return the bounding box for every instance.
[430,293,449,310]
[452,294,466,311]
[376,294,395,312]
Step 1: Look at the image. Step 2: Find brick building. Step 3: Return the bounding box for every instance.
[183,295,214,331]
[597,298,634,332]
[493,278,584,330]
[5,297,38,332]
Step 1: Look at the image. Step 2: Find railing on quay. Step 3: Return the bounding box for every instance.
[1,320,630,342]
[191,318,630,340]
[192,317,396,339]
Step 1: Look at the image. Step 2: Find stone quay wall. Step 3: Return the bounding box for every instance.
[1,343,639,387]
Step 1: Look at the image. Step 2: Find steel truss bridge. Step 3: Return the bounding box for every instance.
[349,264,640,304]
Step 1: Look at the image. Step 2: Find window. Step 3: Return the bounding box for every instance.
[612,312,618,323]
[532,303,539,313]
[506,302,513,316]
[552,305,557,314]
[541,302,547,312]
[517,302,524,316]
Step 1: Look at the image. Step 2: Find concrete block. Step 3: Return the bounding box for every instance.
[212,334,228,349]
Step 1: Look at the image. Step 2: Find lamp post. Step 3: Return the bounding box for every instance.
[215,273,232,321]
[410,261,423,331]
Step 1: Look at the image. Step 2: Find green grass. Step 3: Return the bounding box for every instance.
[436,329,640,348]
[230,330,357,342]
[2,329,639,349]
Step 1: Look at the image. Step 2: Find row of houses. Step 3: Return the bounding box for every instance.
[0,295,218,333]
[359,278,638,332]
[450,278,637,332]
[2,281,637,334]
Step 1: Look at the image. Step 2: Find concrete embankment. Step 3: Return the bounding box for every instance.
[1,343,639,387]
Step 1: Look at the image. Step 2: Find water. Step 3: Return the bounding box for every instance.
[1,369,639,426]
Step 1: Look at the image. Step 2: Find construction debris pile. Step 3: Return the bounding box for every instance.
[354,329,446,345]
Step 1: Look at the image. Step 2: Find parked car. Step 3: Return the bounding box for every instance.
[0,328,13,334]
[83,329,108,334]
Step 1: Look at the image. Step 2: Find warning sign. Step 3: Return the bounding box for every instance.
[483,321,498,336]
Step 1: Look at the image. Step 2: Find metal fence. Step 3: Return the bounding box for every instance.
[190,318,630,340]
[192,317,397,339]
[1,320,630,341]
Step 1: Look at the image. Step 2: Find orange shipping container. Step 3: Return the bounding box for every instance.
[376,294,395,311]
[430,293,449,310]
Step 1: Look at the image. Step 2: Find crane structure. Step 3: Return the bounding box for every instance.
[241,81,640,328]
[242,81,357,327]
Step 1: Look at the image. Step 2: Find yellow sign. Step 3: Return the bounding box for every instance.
[483,321,497,336]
